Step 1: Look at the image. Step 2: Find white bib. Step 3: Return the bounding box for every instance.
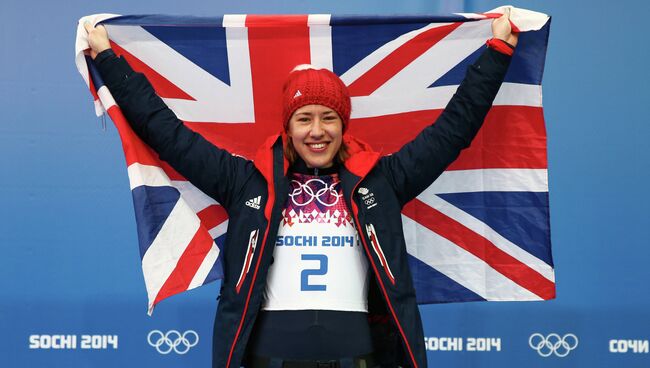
[262,174,369,312]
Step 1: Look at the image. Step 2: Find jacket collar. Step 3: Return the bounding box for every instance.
[290,157,340,176]
[253,133,288,184]
[341,134,381,179]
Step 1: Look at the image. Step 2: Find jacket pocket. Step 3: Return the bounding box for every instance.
[235,228,259,293]
[365,223,396,285]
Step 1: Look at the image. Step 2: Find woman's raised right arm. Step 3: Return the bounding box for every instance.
[85,23,256,209]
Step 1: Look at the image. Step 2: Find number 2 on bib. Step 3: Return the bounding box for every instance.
[300,254,328,291]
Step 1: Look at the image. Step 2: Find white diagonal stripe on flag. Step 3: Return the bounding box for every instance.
[107,24,255,123]
[403,215,543,301]
[372,21,490,95]
[339,22,455,86]
[416,192,555,281]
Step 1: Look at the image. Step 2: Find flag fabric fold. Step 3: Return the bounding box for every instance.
[75,6,554,314]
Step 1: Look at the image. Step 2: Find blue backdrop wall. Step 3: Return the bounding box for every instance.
[1,0,649,367]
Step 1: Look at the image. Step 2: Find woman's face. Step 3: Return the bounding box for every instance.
[287,104,343,168]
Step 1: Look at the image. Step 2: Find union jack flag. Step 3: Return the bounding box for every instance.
[75,6,554,314]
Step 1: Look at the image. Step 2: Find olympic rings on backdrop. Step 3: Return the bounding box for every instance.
[528,333,578,357]
[147,330,199,355]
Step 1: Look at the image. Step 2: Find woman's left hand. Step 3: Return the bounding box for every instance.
[492,8,518,47]
[84,22,111,59]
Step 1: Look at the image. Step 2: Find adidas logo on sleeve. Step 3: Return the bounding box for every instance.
[245,196,262,210]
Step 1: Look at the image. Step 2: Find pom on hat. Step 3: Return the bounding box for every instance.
[282,65,351,132]
[292,64,315,72]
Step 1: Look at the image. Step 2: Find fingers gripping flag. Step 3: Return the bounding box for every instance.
[75,6,554,314]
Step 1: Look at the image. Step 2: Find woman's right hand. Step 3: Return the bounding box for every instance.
[491,7,518,47]
[83,22,111,59]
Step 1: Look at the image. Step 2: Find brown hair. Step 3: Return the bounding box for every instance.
[284,139,350,166]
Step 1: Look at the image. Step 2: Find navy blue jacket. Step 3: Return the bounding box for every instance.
[95,45,511,368]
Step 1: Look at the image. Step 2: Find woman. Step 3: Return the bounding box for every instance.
[85,11,517,368]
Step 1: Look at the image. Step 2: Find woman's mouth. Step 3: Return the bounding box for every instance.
[307,142,328,152]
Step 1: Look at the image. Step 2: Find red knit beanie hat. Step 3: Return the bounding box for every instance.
[282,65,351,132]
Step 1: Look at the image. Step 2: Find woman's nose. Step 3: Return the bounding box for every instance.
[310,119,325,137]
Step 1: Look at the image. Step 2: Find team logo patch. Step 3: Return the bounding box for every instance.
[358,187,377,209]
